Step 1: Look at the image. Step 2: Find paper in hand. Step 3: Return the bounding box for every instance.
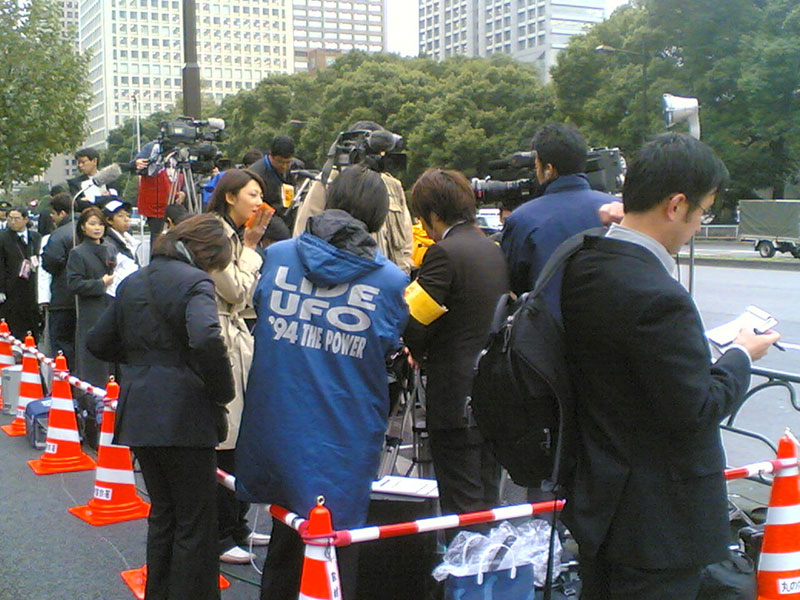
[705,305,778,347]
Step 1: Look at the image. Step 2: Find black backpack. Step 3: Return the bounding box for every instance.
[471,231,592,492]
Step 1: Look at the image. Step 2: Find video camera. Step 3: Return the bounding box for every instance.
[150,116,226,175]
[472,151,540,210]
[472,147,626,210]
[326,129,407,173]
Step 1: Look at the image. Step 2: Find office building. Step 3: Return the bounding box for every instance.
[292,0,386,72]
[419,0,605,81]
[78,0,294,148]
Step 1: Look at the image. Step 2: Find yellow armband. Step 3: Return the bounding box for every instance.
[405,280,448,326]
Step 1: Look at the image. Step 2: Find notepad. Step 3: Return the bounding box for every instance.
[372,475,439,499]
[705,305,778,347]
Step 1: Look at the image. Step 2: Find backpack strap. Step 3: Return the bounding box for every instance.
[531,227,606,297]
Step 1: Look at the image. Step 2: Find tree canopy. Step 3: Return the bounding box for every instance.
[551,0,800,209]
[0,0,91,190]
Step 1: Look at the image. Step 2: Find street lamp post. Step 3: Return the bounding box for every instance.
[182,0,201,119]
[594,44,649,148]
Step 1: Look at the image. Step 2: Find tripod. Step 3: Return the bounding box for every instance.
[163,147,202,214]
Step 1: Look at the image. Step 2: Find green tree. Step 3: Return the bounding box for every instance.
[0,0,91,190]
[551,0,800,207]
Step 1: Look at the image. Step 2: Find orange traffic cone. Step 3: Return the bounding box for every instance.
[1,333,41,437]
[0,320,15,414]
[120,566,230,600]
[298,496,342,600]
[756,432,800,599]
[69,378,150,525]
[28,353,96,475]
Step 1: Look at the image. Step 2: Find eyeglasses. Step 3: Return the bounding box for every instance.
[700,206,715,225]
[6,216,24,222]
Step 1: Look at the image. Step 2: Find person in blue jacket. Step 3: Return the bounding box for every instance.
[235,163,409,600]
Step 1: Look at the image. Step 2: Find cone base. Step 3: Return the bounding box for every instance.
[1,420,26,436]
[28,453,96,475]
[121,566,230,600]
[68,500,151,526]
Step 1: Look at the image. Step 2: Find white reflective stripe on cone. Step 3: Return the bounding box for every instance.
[20,372,40,384]
[95,467,135,486]
[765,504,800,525]
[99,432,125,447]
[46,426,81,443]
[49,398,74,411]
[775,466,800,478]
[304,544,329,561]
[758,551,800,572]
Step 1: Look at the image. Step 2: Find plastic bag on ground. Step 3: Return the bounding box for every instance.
[432,519,563,586]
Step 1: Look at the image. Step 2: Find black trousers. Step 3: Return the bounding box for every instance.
[216,448,251,552]
[580,553,703,600]
[133,446,219,600]
[48,308,76,369]
[260,519,359,600]
[428,427,501,539]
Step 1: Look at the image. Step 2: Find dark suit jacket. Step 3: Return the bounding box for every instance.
[88,256,235,447]
[405,223,509,430]
[501,174,614,318]
[560,234,751,569]
[0,227,42,339]
[249,156,293,240]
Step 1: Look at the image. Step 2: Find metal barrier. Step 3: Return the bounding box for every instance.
[698,224,739,240]
[723,367,800,467]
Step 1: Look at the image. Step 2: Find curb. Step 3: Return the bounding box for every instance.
[677,255,800,271]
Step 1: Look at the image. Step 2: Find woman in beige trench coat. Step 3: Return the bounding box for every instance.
[207,168,273,563]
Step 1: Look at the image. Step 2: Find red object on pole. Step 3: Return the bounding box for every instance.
[28,353,96,474]
[1,333,41,437]
[298,497,342,600]
[69,378,150,525]
[756,433,800,599]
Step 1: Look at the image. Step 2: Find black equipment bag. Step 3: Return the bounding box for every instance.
[471,230,594,491]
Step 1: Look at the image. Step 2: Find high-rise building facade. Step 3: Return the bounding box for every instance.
[292,0,386,72]
[419,0,605,81]
[78,0,294,148]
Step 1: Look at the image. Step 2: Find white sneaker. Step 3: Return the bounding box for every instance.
[244,531,271,547]
[219,545,256,564]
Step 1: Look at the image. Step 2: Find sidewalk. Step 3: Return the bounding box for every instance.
[0,412,265,600]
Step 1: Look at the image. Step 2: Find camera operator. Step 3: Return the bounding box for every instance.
[68,148,119,206]
[131,141,185,248]
[293,121,414,274]
[249,136,296,241]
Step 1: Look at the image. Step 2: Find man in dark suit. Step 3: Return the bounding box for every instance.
[560,133,779,599]
[405,168,509,525]
[248,135,295,240]
[0,207,42,341]
[501,123,622,318]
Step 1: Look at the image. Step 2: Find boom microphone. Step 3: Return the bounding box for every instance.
[92,163,122,187]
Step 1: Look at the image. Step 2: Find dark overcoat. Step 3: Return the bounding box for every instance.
[0,227,42,340]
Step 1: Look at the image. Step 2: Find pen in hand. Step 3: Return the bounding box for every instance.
[754,328,785,352]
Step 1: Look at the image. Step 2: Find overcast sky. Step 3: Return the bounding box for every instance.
[385,0,631,57]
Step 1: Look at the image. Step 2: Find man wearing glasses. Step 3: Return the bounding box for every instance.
[0,208,42,341]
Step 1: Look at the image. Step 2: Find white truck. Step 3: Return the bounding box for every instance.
[738,200,800,259]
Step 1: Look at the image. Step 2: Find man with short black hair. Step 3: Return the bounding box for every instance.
[0,200,12,230]
[501,123,621,316]
[561,133,779,599]
[0,207,42,340]
[248,135,296,240]
[42,193,78,366]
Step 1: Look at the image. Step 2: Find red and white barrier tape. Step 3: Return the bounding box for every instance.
[0,332,108,401]
[215,453,800,548]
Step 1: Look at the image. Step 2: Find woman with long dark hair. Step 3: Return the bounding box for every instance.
[88,214,235,600]
[206,168,273,562]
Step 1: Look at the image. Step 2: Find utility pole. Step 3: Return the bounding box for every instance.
[182,0,201,119]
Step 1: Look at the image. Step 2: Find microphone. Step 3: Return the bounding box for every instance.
[92,163,122,187]
[366,130,399,154]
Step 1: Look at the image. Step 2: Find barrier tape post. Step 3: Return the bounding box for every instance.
[28,353,96,475]
[299,497,342,600]
[756,431,800,599]
[0,320,14,412]
[1,333,42,437]
[69,377,150,525]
